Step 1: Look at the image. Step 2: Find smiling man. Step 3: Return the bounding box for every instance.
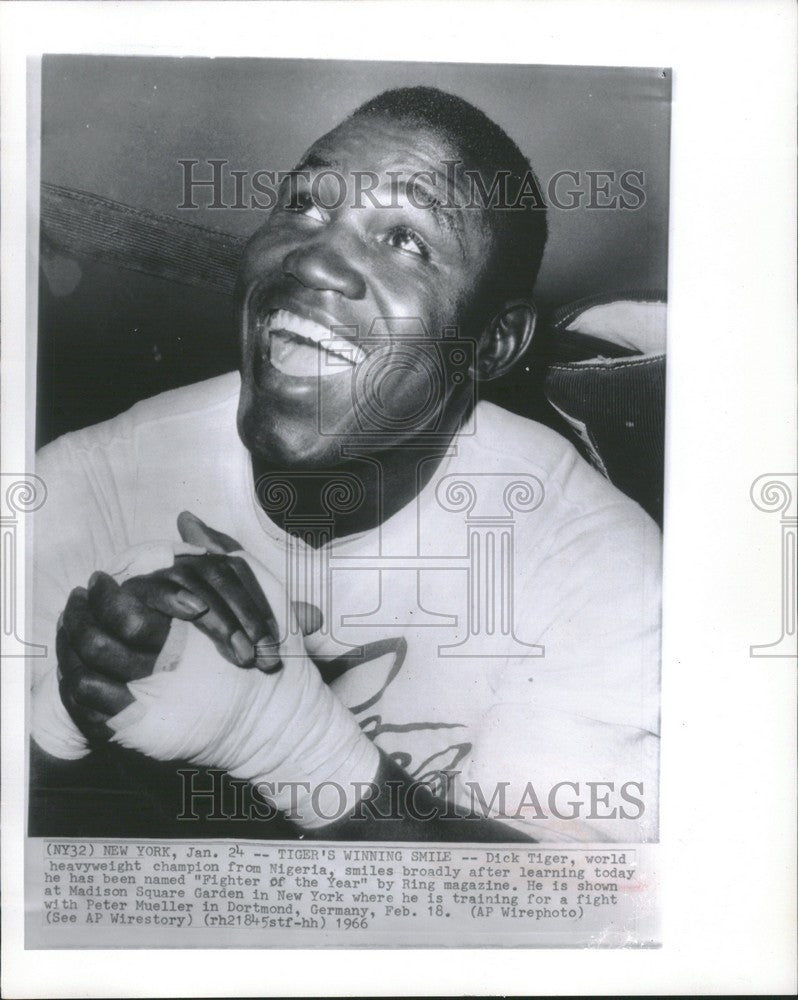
[30,87,661,843]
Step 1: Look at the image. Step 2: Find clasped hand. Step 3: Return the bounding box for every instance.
[57,511,303,742]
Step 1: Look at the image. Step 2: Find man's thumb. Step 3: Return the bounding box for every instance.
[177,510,241,554]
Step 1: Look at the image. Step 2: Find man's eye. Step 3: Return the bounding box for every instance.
[301,202,325,222]
[286,194,324,222]
[385,226,429,260]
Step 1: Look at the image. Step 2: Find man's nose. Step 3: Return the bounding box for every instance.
[282,239,367,299]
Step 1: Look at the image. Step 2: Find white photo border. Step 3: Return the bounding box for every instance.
[2,1,796,996]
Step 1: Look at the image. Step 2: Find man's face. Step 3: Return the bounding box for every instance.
[237,112,498,468]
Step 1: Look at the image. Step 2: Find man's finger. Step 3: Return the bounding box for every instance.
[60,602,157,681]
[185,555,270,643]
[56,625,85,680]
[72,669,133,716]
[64,587,153,678]
[58,673,114,742]
[179,555,283,671]
[122,573,209,621]
[154,559,258,667]
[177,510,242,554]
[87,570,170,651]
[224,556,281,640]
[292,601,323,637]
[57,630,134,717]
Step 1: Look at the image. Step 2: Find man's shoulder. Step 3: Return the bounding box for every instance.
[38,372,241,463]
[467,400,657,534]
[469,400,579,470]
[124,370,241,425]
[468,400,614,498]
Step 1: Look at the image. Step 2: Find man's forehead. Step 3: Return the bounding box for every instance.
[298,114,466,177]
[292,114,498,258]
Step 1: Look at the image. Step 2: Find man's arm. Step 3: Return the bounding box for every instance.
[54,517,533,842]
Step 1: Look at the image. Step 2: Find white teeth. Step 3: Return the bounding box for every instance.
[263,308,365,366]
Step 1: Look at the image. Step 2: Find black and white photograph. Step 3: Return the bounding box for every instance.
[1,0,795,992]
[23,52,668,945]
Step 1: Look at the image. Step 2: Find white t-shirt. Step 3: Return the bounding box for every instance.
[32,372,661,841]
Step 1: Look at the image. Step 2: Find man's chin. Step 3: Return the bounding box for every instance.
[237,409,345,473]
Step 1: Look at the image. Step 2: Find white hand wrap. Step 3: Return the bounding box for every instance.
[31,541,206,761]
[108,611,379,827]
[34,541,380,829]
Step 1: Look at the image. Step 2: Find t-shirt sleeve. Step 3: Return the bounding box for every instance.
[457,500,661,843]
[30,424,135,756]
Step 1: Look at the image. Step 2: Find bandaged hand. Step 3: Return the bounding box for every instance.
[51,511,281,744]
[41,512,379,828]
[38,512,313,752]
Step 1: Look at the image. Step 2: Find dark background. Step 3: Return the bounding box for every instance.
[37,56,670,446]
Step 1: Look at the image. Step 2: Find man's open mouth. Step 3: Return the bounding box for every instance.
[257,308,367,378]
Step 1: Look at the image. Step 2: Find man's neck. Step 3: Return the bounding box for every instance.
[251,430,465,548]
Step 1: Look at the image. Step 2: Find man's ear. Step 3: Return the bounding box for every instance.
[473,301,537,381]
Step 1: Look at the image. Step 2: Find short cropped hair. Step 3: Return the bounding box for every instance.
[349,86,548,305]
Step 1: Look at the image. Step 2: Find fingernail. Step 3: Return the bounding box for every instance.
[174,590,208,615]
[254,638,282,673]
[231,629,255,666]
[88,571,102,589]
